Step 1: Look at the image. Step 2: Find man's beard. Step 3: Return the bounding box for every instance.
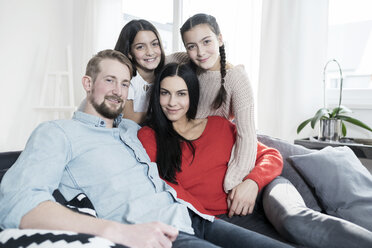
[90,95,124,120]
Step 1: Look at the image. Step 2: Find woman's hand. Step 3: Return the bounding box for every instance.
[227,179,259,217]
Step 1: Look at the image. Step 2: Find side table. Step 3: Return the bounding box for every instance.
[294,137,372,159]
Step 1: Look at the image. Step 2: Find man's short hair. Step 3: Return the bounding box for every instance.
[85,49,133,83]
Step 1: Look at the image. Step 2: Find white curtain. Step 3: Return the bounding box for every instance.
[73,0,124,105]
[257,0,329,142]
[0,0,122,152]
[217,0,262,97]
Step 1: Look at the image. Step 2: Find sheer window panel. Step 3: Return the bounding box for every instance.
[326,0,372,108]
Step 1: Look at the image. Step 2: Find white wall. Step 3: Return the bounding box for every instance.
[0,0,74,151]
[0,0,123,152]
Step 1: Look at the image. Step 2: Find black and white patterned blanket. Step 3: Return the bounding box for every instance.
[0,229,125,247]
[0,194,126,247]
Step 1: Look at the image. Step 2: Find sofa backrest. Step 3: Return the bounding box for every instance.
[2,136,322,210]
[0,151,21,182]
[0,151,66,203]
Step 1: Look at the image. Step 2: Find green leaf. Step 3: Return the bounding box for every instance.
[331,105,352,117]
[297,118,312,134]
[311,108,330,128]
[341,121,347,137]
[337,115,372,132]
[338,105,352,114]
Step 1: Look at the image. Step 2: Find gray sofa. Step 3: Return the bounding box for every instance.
[258,134,372,248]
[1,135,371,247]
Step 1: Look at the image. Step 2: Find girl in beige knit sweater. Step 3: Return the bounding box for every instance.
[166,13,258,217]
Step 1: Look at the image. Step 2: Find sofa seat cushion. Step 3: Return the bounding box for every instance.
[289,146,372,232]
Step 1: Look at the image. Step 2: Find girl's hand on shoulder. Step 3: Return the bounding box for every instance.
[227,179,259,217]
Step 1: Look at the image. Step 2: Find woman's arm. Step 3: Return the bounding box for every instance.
[137,127,158,161]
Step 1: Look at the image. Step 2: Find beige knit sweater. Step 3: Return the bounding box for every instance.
[166,53,257,192]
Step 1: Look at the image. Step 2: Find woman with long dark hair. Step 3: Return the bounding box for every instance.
[138,63,283,238]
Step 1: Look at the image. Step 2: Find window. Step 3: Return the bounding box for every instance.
[122,0,174,54]
[326,0,372,108]
[122,0,261,102]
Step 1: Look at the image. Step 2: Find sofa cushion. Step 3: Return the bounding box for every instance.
[257,134,322,211]
[289,146,372,232]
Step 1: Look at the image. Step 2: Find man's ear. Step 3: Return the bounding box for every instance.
[82,76,93,93]
[218,33,224,47]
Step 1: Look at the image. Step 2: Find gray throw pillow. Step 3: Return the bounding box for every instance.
[263,177,372,248]
[289,146,372,232]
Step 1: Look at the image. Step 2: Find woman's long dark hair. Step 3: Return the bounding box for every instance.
[180,13,227,109]
[114,19,165,77]
[144,63,200,183]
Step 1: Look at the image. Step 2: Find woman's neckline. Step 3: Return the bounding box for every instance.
[175,118,209,141]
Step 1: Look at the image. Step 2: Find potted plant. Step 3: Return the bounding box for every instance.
[297,59,372,141]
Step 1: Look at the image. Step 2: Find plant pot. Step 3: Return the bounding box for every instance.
[318,118,342,142]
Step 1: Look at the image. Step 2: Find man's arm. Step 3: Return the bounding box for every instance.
[21,201,178,248]
[1,121,178,248]
[0,122,70,228]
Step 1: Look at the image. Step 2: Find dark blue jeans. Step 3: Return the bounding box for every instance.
[172,210,293,248]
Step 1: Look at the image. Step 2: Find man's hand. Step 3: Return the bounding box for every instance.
[227,179,259,217]
[103,221,179,248]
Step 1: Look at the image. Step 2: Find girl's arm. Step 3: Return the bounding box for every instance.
[227,142,283,217]
[244,142,283,190]
[165,52,189,65]
[123,100,146,124]
[224,67,257,192]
